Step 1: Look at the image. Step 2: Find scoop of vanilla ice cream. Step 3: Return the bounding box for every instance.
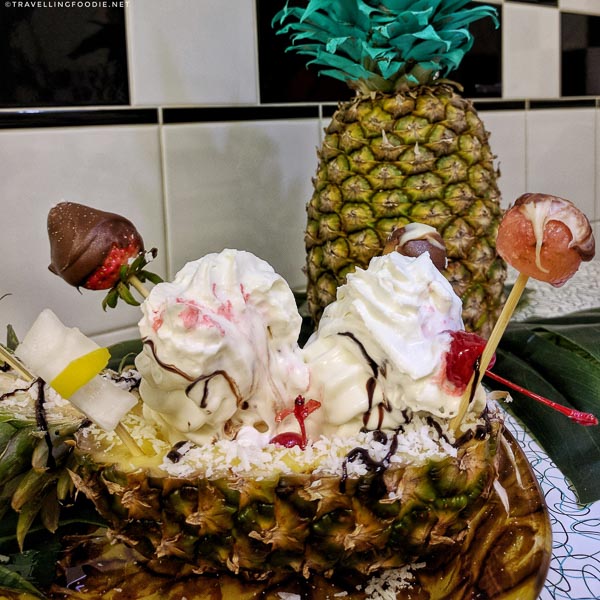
[136,249,309,444]
[303,252,486,437]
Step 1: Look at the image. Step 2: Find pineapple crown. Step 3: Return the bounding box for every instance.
[273,0,498,93]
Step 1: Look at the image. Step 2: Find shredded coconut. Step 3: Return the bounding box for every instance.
[155,415,459,480]
[364,563,425,599]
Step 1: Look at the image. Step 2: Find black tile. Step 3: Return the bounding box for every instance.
[452,3,502,98]
[530,98,596,109]
[257,0,352,104]
[474,100,527,111]
[257,1,501,102]
[562,12,600,97]
[163,105,319,125]
[0,108,157,130]
[0,5,129,108]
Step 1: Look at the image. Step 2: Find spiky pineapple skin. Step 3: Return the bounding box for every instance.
[306,83,506,337]
[70,418,502,579]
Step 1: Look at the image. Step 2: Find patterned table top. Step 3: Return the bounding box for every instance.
[504,412,600,600]
[505,258,600,600]
[508,259,600,321]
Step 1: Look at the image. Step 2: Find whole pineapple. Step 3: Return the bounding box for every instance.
[274,0,507,337]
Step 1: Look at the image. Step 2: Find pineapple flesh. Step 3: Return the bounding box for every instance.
[275,0,507,337]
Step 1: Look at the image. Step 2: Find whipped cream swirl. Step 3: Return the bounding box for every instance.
[136,249,309,444]
[303,252,486,436]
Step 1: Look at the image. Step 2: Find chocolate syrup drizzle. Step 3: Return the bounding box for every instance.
[166,440,189,463]
[335,335,492,496]
[0,378,52,460]
[340,428,400,496]
[0,383,34,402]
[143,339,242,406]
[453,359,492,446]
[338,331,392,430]
[186,370,242,408]
[34,379,57,469]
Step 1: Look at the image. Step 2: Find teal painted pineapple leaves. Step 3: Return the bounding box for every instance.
[273,0,498,92]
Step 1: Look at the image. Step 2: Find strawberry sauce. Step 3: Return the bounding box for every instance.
[270,395,321,450]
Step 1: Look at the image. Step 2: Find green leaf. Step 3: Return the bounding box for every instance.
[6,326,19,351]
[139,270,163,285]
[107,339,143,372]
[102,288,119,311]
[488,309,600,504]
[116,282,140,307]
[0,563,44,598]
[0,429,37,487]
[535,323,600,362]
[274,0,498,86]
[501,331,600,416]
[486,349,600,505]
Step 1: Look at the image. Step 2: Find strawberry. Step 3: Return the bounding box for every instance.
[84,240,142,291]
[47,202,162,309]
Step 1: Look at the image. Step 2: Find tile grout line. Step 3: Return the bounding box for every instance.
[157,107,173,282]
[523,98,530,194]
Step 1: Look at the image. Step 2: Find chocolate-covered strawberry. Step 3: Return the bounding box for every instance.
[48,201,161,308]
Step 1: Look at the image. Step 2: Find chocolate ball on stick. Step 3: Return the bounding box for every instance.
[496,193,595,286]
[383,223,447,271]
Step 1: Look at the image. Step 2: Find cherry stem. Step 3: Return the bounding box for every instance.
[484,369,598,426]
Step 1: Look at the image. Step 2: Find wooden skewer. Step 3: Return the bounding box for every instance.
[0,344,35,381]
[450,272,530,433]
[0,344,144,457]
[128,274,150,299]
[114,423,144,457]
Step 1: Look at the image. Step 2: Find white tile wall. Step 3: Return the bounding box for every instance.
[559,0,600,15]
[127,0,258,106]
[162,118,321,290]
[480,109,527,208]
[526,108,596,218]
[0,125,166,342]
[502,3,560,99]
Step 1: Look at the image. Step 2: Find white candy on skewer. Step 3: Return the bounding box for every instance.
[16,309,137,432]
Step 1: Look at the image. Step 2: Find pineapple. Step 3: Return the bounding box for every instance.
[69,411,503,579]
[274,0,507,337]
[0,364,503,582]
[0,371,84,549]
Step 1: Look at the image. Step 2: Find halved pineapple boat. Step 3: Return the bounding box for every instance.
[1,365,501,581]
